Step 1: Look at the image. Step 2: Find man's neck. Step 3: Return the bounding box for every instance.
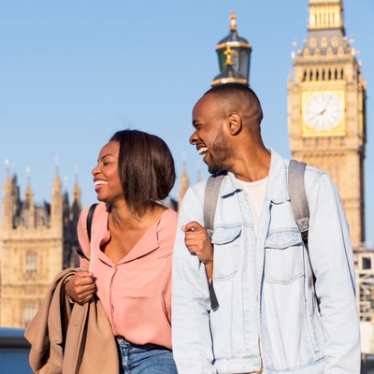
[229,146,271,183]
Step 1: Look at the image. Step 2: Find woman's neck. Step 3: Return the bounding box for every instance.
[108,200,165,231]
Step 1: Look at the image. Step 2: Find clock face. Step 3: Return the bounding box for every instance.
[303,92,344,131]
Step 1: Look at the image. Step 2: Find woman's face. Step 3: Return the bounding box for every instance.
[91,141,123,203]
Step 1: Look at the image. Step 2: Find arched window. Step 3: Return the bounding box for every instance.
[23,304,37,326]
[322,69,325,80]
[25,251,37,274]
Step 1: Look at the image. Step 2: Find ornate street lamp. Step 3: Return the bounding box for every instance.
[211,13,252,87]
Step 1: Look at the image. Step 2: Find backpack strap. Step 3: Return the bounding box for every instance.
[203,175,225,311]
[204,175,225,238]
[76,203,98,260]
[288,160,310,246]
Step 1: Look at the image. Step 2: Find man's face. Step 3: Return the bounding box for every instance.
[190,95,233,174]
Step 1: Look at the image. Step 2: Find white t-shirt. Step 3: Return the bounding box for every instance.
[238,177,268,230]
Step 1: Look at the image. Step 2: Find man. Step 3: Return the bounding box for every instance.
[172,84,360,373]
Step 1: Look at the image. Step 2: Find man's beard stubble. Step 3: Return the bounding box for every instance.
[207,130,232,175]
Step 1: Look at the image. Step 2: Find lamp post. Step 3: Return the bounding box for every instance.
[211,13,252,87]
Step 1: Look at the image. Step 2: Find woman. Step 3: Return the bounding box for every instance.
[65,129,178,373]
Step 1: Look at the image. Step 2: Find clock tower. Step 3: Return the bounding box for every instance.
[288,0,366,248]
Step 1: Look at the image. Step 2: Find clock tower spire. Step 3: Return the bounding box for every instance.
[308,0,344,33]
[288,0,366,248]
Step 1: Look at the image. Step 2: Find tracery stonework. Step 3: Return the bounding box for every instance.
[0,173,80,327]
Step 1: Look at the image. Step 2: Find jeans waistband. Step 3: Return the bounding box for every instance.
[116,337,171,351]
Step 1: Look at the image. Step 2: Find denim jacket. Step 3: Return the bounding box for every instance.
[172,150,360,374]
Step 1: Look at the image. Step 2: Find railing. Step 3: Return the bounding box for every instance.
[0,328,31,374]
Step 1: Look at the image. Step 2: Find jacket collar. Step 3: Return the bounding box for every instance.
[220,149,289,204]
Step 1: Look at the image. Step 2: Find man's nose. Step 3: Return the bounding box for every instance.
[189,131,198,145]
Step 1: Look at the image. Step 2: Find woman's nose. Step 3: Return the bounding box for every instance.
[91,164,99,177]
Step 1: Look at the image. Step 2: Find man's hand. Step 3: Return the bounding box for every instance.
[65,271,96,304]
[183,221,215,283]
[183,221,213,265]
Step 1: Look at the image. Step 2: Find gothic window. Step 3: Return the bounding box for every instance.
[340,68,344,79]
[23,304,37,326]
[316,69,319,81]
[362,257,371,270]
[322,69,325,80]
[25,251,37,274]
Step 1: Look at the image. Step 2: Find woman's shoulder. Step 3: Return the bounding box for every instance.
[156,208,178,246]
[160,208,178,224]
[79,202,107,221]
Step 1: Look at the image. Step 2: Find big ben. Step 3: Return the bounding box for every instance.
[288,0,366,248]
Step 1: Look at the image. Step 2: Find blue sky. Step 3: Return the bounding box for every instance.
[0,0,373,243]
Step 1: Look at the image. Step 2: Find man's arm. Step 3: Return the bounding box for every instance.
[172,186,217,374]
[307,172,360,372]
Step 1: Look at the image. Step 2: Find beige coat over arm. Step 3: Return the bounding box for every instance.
[25,268,119,374]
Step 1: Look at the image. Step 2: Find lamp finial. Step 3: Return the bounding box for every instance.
[229,12,237,32]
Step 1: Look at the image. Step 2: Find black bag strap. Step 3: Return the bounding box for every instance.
[203,175,225,311]
[86,203,98,243]
[76,203,98,260]
[288,160,310,246]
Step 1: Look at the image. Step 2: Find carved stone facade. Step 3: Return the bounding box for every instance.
[288,0,366,248]
[289,0,374,352]
[0,171,80,328]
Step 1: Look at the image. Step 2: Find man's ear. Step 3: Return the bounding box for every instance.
[227,113,242,135]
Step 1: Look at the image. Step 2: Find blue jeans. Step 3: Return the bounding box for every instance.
[116,337,178,374]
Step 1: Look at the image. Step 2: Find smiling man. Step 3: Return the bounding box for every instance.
[172,84,360,374]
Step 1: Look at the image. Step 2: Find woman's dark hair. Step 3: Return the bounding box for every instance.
[110,129,175,214]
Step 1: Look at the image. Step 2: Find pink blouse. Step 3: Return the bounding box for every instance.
[77,203,177,349]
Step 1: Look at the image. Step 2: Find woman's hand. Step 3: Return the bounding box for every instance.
[183,221,214,282]
[65,271,97,304]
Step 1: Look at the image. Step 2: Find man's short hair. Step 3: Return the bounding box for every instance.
[203,83,263,125]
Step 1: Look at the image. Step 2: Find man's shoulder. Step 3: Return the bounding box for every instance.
[183,179,208,203]
[284,158,327,188]
[299,163,336,205]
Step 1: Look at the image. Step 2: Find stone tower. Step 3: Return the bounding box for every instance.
[178,162,190,204]
[0,168,81,327]
[288,0,366,248]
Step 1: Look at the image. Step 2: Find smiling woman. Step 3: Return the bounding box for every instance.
[65,129,178,374]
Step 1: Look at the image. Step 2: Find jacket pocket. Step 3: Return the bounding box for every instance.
[211,225,242,280]
[264,228,304,284]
